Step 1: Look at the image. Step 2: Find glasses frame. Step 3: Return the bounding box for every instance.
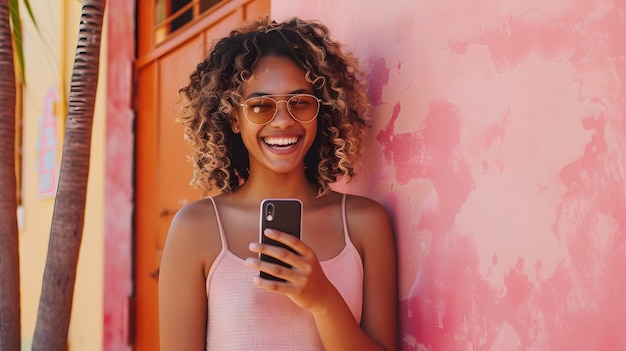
[239,93,322,125]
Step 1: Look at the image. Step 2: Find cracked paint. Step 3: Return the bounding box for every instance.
[274,1,626,349]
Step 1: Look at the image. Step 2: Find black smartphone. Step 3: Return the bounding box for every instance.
[259,198,302,281]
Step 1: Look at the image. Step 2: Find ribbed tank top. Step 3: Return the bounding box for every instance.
[205,194,364,350]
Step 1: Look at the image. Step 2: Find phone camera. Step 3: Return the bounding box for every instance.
[265,203,274,222]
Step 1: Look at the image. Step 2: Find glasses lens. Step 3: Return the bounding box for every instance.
[288,95,319,122]
[244,97,277,124]
[242,94,320,124]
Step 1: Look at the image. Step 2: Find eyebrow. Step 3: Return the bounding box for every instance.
[245,88,312,99]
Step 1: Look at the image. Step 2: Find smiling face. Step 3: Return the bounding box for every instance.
[232,55,318,177]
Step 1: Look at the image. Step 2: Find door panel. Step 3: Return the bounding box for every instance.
[202,7,244,49]
[134,1,270,350]
[155,35,206,273]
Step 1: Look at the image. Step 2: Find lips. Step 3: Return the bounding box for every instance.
[263,136,299,149]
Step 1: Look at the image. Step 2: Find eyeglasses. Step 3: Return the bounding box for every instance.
[239,94,321,125]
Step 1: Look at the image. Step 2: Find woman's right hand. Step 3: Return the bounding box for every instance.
[245,228,341,312]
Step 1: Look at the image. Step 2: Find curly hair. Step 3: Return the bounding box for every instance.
[177,17,370,196]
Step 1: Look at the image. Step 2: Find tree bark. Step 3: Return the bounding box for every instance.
[31,1,107,350]
[0,0,21,349]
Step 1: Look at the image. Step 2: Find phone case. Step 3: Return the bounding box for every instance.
[259,198,302,281]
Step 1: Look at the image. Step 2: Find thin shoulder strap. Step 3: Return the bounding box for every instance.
[208,197,228,250]
[341,193,350,242]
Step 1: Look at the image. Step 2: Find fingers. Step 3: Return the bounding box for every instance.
[251,275,302,293]
[245,256,292,284]
[262,228,307,255]
[245,233,333,311]
[247,241,309,274]
[246,229,314,284]
[244,254,309,289]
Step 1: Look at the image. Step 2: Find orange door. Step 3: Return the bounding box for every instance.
[134,1,270,350]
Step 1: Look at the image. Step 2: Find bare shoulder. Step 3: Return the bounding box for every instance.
[163,198,222,274]
[341,193,398,350]
[169,198,216,233]
[342,193,394,253]
[159,198,219,350]
[344,193,392,230]
[168,198,217,241]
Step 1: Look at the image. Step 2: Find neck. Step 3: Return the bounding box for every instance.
[234,171,320,205]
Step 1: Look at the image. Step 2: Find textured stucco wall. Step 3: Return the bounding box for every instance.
[274,1,626,349]
[103,0,134,350]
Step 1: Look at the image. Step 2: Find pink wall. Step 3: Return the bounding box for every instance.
[274,1,626,349]
[104,0,134,349]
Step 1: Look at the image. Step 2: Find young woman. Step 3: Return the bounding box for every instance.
[158,17,398,350]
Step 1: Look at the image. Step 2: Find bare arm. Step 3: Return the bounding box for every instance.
[351,197,399,350]
[247,196,398,350]
[159,203,216,351]
[312,196,398,350]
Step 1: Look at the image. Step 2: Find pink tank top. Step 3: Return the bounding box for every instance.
[205,194,363,350]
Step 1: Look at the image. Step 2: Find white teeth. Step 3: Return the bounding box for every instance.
[264,137,298,146]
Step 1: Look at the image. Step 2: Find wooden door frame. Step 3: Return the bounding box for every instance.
[132,1,270,350]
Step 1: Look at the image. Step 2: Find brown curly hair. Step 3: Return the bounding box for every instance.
[177,17,370,196]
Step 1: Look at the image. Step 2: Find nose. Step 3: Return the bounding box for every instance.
[269,100,295,127]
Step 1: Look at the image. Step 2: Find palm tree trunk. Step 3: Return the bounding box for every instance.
[31,1,107,350]
[0,0,21,349]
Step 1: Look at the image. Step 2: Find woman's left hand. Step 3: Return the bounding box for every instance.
[245,228,338,312]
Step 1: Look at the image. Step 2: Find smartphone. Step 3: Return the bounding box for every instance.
[259,198,302,281]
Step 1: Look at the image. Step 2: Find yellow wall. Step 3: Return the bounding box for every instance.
[19,1,106,350]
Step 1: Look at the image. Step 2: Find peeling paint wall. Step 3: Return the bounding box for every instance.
[103,0,134,350]
[274,1,626,349]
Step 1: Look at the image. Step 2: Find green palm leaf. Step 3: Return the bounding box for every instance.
[8,0,37,81]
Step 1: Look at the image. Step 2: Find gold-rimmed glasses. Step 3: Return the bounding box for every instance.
[239,94,321,125]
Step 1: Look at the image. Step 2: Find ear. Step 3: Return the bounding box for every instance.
[229,114,240,134]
